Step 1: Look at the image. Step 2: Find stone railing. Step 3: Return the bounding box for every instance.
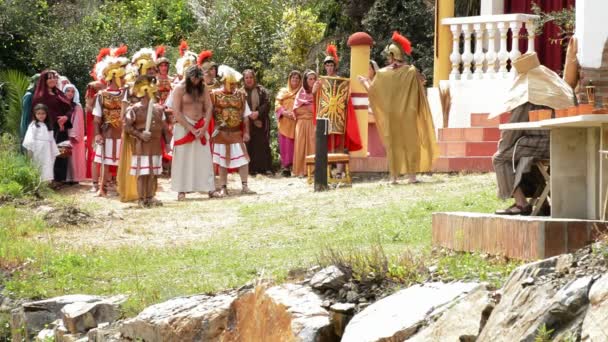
[442,14,539,81]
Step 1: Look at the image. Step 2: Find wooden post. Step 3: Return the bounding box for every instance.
[314,119,328,191]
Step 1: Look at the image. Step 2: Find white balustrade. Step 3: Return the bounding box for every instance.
[442,13,539,81]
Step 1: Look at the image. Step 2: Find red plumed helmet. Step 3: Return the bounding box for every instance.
[112,44,128,57]
[156,45,166,58]
[96,48,111,63]
[179,41,189,57]
[197,50,213,66]
[326,44,339,63]
[392,31,412,56]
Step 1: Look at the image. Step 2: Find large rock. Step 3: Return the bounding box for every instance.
[221,284,338,342]
[310,266,347,291]
[11,294,106,341]
[120,294,235,342]
[341,282,479,342]
[581,274,608,341]
[477,257,594,342]
[409,284,491,341]
[61,295,125,334]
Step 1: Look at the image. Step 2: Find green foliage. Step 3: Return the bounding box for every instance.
[0,134,42,200]
[0,70,30,137]
[531,2,575,45]
[363,0,435,82]
[534,323,554,342]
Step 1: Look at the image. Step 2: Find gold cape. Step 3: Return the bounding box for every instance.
[117,132,139,202]
[368,65,438,175]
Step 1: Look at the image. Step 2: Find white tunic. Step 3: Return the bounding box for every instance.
[22,122,60,181]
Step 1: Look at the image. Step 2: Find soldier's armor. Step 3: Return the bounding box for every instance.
[128,103,165,156]
[157,76,173,105]
[211,90,245,129]
[100,90,125,129]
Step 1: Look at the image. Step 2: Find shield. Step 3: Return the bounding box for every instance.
[316,76,350,134]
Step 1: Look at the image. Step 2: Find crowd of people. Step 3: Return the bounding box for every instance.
[20,33,439,207]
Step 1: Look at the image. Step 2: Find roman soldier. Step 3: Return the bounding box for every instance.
[124,75,169,207]
[155,45,175,172]
[86,48,109,186]
[155,45,173,105]
[199,50,221,90]
[93,45,129,196]
[175,41,198,84]
[210,65,255,195]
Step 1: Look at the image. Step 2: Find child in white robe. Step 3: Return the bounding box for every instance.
[22,104,60,182]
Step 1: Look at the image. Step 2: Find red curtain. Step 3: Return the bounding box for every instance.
[505,0,575,73]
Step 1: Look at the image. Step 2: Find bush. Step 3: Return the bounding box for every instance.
[0,134,42,200]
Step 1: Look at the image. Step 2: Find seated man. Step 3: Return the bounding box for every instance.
[492,52,575,215]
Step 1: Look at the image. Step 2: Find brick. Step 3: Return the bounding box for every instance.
[438,142,498,157]
[470,113,512,127]
[545,222,566,257]
[567,222,590,252]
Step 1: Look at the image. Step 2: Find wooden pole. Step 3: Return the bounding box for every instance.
[314,118,328,191]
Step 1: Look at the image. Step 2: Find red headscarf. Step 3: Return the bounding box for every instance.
[32,70,72,124]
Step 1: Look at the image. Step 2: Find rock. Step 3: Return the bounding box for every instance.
[341,282,479,342]
[345,291,358,303]
[329,303,356,337]
[581,274,608,341]
[408,284,490,342]
[120,294,234,342]
[310,266,347,291]
[221,284,337,341]
[61,295,125,334]
[556,254,574,274]
[477,258,594,342]
[35,328,55,341]
[10,294,106,341]
[87,322,123,342]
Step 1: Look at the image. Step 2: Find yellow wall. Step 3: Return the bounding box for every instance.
[433,0,454,86]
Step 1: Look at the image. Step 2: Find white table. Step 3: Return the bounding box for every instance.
[500,114,608,220]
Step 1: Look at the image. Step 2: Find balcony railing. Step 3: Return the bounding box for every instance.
[442,14,539,81]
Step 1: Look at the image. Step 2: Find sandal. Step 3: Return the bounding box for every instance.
[241,182,256,195]
[219,186,228,197]
[208,190,224,198]
[495,203,532,216]
[177,192,186,201]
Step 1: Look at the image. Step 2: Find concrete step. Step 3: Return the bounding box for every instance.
[438,127,501,142]
[432,156,494,173]
[470,112,511,127]
[432,212,608,260]
[438,141,498,157]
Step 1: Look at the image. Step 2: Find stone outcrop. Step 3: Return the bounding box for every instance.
[120,294,234,342]
[221,283,337,342]
[10,294,124,342]
[581,274,608,341]
[341,282,479,342]
[409,284,492,342]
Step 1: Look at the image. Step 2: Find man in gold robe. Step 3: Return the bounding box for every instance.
[359,32,438,184]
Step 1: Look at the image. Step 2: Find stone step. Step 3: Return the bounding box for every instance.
[470,112,511,127]
[438,127,501,142]
[438,141,498,157]
[432,156,494,173]
[432,212,608,260]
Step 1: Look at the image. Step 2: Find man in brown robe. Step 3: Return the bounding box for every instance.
[491,52,574,215]
[242,69,272,175]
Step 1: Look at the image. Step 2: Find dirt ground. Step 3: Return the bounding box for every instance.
[41,172,397,249]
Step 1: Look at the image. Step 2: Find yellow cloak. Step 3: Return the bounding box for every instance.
[368,65,438,175]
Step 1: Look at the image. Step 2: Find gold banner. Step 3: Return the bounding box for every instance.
[316,76,350,134]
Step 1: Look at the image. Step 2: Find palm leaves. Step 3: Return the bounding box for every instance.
[0,70,30,137]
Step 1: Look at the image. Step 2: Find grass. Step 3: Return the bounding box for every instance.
[0,173,518,316]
